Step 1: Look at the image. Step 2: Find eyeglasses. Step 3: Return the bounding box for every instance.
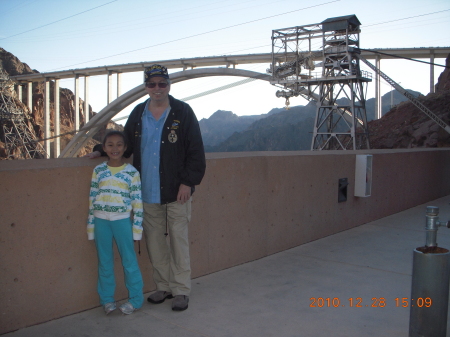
[145,82,169,89]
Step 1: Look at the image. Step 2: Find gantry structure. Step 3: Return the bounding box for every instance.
[269,15,371,150]
[268,14,450,150]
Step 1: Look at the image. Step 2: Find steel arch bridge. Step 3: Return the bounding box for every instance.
[60,68,276,157]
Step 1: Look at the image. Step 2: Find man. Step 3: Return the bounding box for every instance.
[88,64,206,311]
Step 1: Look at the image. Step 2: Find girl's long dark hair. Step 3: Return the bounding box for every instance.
[102,130,128,148]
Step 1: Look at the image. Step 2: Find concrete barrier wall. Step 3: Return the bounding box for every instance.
[1,148,450,334]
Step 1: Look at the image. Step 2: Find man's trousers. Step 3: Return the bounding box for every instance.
[143,200,191,296]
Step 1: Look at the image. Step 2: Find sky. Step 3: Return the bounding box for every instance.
[0,0,449,125]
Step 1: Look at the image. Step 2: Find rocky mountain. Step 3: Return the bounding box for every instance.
[203,89,422,152]
[208,103,316,151]
[0,48,122,159]
[199,109,280,151]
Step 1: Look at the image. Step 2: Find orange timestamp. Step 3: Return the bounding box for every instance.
[309,297,432,308]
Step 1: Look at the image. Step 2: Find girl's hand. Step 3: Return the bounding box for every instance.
[84,151,101,159]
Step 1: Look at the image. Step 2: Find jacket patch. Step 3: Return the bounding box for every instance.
[171,120,180,130]
[168,130,178,143]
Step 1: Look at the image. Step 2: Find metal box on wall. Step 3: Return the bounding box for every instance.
[354,154,372,197]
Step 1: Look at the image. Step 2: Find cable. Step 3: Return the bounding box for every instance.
[112,77,258,123]
[0,1,118,40]
[357,48,449,68]
[364,9,450,27]
[5,0,255,44]
[182,78,257,101]
[1,0,39,16]
[27,128,79,143]
[47,0,340,71]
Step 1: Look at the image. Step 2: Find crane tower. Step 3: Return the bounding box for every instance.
[269,15,372,150]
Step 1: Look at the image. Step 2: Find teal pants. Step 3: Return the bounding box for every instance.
[94,217,143,309]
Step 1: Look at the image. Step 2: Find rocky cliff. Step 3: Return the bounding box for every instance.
[367,55,450,149]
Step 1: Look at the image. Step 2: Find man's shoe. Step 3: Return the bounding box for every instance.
[147,291,173,304]
[172,295,189,311]
[103,302,116,315]
[119,302,137,315]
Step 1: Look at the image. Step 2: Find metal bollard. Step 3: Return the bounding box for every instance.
[409,206,450,337]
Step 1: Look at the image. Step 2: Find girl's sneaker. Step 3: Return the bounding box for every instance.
[119,302,137,315]
[103,302,116,315]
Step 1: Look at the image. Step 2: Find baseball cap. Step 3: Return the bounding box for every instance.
[144,64,169,82]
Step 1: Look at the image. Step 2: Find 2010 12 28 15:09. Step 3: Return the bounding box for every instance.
[309,297,432,308]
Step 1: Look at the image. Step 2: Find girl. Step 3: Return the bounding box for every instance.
[87,130,144,315]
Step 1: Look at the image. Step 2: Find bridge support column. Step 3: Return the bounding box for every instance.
[430,51,435,94]
[74,75,80,133]
[54,79,60,158]
[44,79,51,158]
[106,72,120,105]
[117,72,121,97]
[17,85,22,102]
[107,71,113,104]
[375,55,381,119]
[27,82,32,113]
[84,76,90,124]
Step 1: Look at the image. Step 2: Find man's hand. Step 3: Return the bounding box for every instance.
[177,184,191,204]
[84,151,101,159]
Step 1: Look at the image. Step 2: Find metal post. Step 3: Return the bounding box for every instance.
[425,206,439,247]
[409,206,450,337]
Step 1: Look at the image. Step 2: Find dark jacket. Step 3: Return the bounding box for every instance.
[96,95,206,204]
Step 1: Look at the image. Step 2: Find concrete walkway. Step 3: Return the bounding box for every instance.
[5,196,450,337]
